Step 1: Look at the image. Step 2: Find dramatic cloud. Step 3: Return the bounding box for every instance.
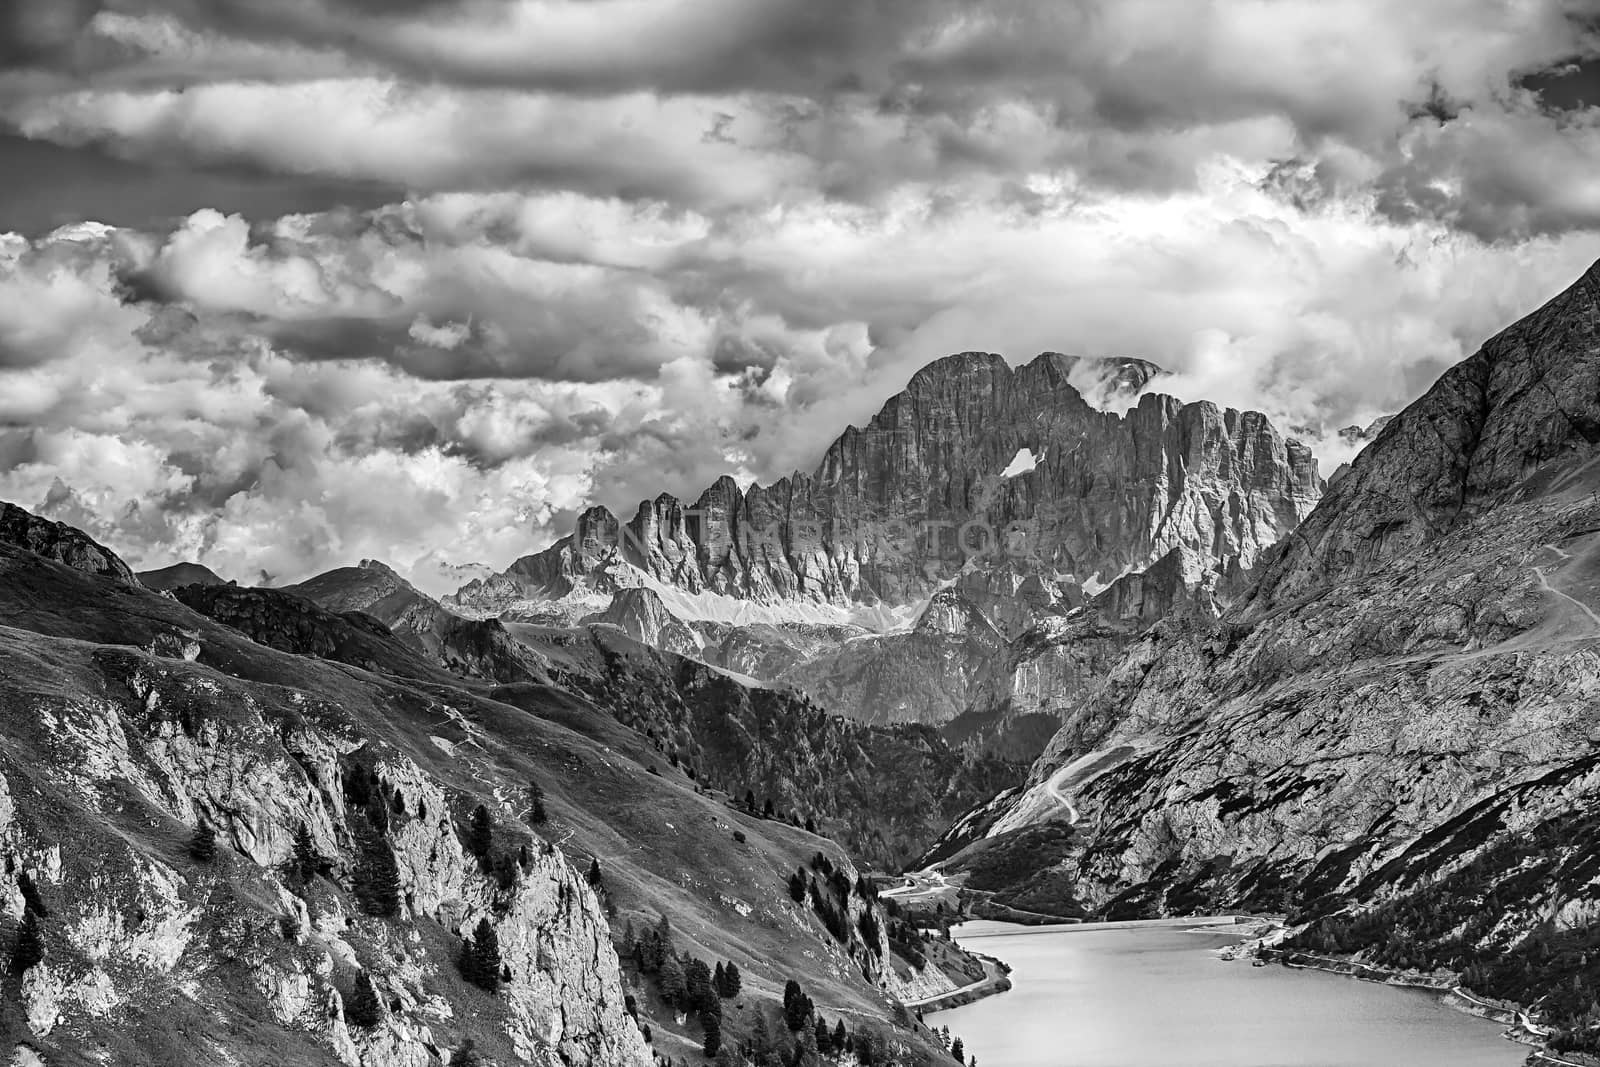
[0,0,1598,588]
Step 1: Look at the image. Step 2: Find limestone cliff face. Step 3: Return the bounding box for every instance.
[949,263,1600,1023]
[451,353,1322,620]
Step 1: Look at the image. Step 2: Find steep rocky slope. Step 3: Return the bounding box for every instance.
[450,353,1320,624]
[935,260,1600,1048]
[0,507,969,1067]
[282,570,1013,871]
[512,623,1022,871]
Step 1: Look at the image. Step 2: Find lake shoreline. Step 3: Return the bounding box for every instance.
[929,920,1531,1067]
[1263,949,1577,1063]
[907,954,1014,1013]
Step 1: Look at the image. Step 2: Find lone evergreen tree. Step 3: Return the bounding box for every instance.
[461,917,503,993]
[467,804,493,859]
[701,1010,722,1057]
[189,821,217,863]
[950,1038,964,1062]
[722,961,741,998]
[744,789,756,812]
[291,823,319,885]
[782,979,813,1031]
[345,971,383,1028]
[528,781,548,825]
[762,798,775,819]
[658,952,687,1006]
[587,857,604,889]
[13,907,44,973]
[788,870,807,902]
[357,832,402,917]
[16,872,47,917]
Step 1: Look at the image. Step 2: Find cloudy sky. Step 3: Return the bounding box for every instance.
[2,0,1599,592]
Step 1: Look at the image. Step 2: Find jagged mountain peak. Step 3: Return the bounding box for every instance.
[454,351,1320,624]
[913,589,1004,640]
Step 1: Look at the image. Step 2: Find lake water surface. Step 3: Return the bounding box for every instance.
[932,922,1526,1067]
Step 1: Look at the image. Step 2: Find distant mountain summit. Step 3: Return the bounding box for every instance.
[137,561,231,592]
[450,352,1321,628]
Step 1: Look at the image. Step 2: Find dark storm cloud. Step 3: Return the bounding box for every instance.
[146,0,945,96]
[0,0,100,69]
[1520,57,1600,111]
[0,135,405,237]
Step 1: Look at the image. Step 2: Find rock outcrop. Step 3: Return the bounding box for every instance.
[1,501,136,584]
[579,588,703,658]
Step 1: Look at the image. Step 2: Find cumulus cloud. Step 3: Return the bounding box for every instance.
[1,0,1599,588]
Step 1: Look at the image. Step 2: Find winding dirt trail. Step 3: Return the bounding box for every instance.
[1533,545,1600,634]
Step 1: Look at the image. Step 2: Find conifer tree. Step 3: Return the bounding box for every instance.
[951,1037,964,1062]
[189,821,218,863]
[467,804,493,859]
[588,858,604,889]
[782,979,813,1031]
[528,780,548,824]
[346,971,383,1028]
[788,870,806,903]
[13,907,44,973]
[291,823,320,885]
[659,951,687,1006]
[701,1010,722,1057]
[723,961,741,998]
[15,872,46,916]
[357,832,402,917]
[461,917,503,992]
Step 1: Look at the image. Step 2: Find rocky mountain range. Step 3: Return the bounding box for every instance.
[0,504,994,1067]
[928,259,1600,1052]
[445,351,1324,758]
